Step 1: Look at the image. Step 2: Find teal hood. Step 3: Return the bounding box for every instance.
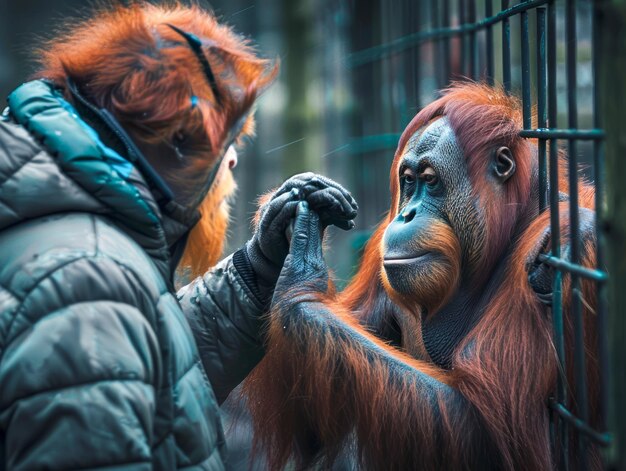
[1,80,200,279]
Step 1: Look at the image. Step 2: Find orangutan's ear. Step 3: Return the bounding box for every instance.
[493,146,516,183]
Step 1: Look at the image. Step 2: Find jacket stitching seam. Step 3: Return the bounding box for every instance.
[4,255,93,345]
[174,359,204,387]
[2,376,153,409]
[0,120,41,153]
[202,281,260,346]
[6,298,156,361]
[4,252,166,352]
[178,446,219,469]
[62,459,151,471]
[92,214,100,256]
[0,149,47,187]
[0,280,16,296]
[151,430,173,452]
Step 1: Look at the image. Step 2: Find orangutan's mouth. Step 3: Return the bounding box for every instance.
[383,252,432,266]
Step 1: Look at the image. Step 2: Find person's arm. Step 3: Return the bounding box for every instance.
[178,251,267,404]
[0,255,161,470]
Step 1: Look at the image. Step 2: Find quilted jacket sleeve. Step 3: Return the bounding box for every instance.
[0,255,162,471]
[177,250,266,404]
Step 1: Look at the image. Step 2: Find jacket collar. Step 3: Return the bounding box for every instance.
[7,79,200,283]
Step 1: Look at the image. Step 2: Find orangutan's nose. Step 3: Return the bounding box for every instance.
[225,146,238,170]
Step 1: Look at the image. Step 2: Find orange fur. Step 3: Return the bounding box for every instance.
[244,290,473,470]
[253,190,276,229]
[381,219,462,315]
[244,83,601,470]
[179,160,237,278]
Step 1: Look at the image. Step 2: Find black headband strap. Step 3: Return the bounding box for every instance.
[166,24,223,107]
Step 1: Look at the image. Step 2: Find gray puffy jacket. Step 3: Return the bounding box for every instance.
[0,80,265,470]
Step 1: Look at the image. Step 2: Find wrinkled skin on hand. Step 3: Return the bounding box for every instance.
[273,201,330,306]
[245,173,357,288]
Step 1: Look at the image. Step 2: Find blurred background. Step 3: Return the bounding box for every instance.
[0,0,595,284]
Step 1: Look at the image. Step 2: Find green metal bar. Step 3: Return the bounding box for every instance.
[519,129,605,139]
[442,0,451,83]
[347,0,550,67]
[431,0,443,88]
[468,0,478,79]
[347,130,604,156]
[459,0,467,76]
[537,254,608,282]
[486,0,494,84]
[521,9,532,129]
[599,0,626,465]
[592,0,610,458]
[550,400,613,447]
[537,7,548,211]
[502,0,511,91]
[414,1,422,110]
[547,0,568,468]
[348,134,402,154]
[565,0,589,465]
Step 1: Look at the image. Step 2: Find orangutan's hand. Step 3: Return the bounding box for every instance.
[245,173,357,287]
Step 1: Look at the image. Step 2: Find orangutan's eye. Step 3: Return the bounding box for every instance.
[420,167,439,187]
[401,168,416,185]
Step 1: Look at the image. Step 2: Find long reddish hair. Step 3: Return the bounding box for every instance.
[340,83,599,469]
[243,83,600,469]
[36,2,278,276]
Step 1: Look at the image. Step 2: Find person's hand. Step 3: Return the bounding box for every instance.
[245,173,357,288]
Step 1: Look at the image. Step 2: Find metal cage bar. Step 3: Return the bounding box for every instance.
[591,0,610,456]
[565,1,590,468]
[521,9,531,128]
[546,1,569,466]
[486,0,495,84]
[442,0,451,84]
[468,0,478,79]
[537,7,548,212]
[346,0,613,468]
[459,0,467,76]
[502,0,512,90]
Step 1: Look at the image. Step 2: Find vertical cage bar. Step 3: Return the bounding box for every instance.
[415,0,422,109]
[396,1,410,127]
[431,0,442,88]
[566,0,589,467]
[468,0,477,79]
[537,7,547,212]
[521,10,532,129]
[459,0,467,76]
[592,0,609,450]
[486,0,494,84]
[442,0,451,83]
[598,0,626,466]
[502,0,511,91]
[548,0,568,468]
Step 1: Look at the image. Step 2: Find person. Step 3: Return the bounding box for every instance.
[0,4,357,470]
